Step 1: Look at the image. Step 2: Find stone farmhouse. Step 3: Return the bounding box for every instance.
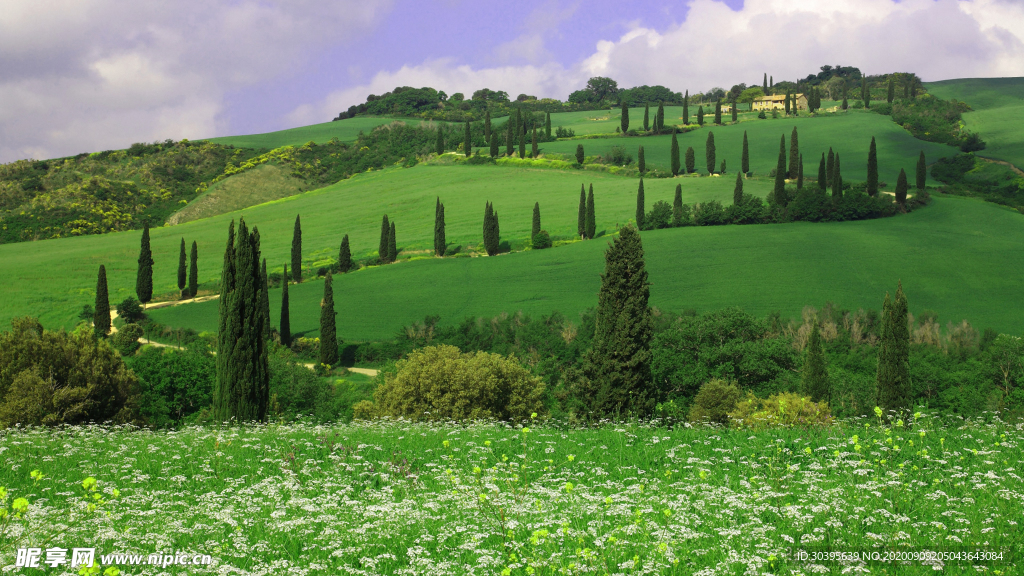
[752,94,808,111]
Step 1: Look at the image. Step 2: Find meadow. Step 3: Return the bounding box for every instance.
[149,193,1024,342]
[1,417,1020,575]
[203,116,424,150]
[926,78,1024,170]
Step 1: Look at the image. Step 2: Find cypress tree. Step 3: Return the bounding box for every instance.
[519,130,526,158]
[339,234,352,272]
[802,322,830,403]
[291,214,302,283]
[861,80,870,108]
[826,147,835,186]
[260,258,270,343]
[773,135,787,206]
[683,91,689,125]
[818,153,827,191]
[741,130,750,174]
[575,144,584,166]
[638,146,645,174]
[887,77,895,104]
[135,224,153,307]
[94,264,110,337]
[770,75,774,90]
[705,131,716,174]
[578,185,586,239]
[714,99,722,124]
[789,126,799,179]
[188,240,198,298]
[655,102,664,133]
[867,137,879,197]
[581,225,655,418]
[697,105,704,127]
[876,282,911,416]
[916,151,927,190]
[733,171,744,205]
[434,198,446,257]
[177,237,187,296]
[545,111,552,138]
[685,146,695,174]
[320,273,338,366]
[217,220,236,362]
[585,186,596,240]
[841,80,849,110]
[670,131,680,176]
[636,178,645,230]
[532,202,541,239]
[436,125,444,155]
[489,128,499,157]
[731,99,738,122]
[797,154,804,190]
[532,128,538,158]
[483,202,498,255]
[464,121,472,156]
[280,265,290,347]
[832,154,843,199]
[378,215,390,262]
[484,110,492,143]
[506,118,513,156]
[895,168,909,207]
[388,221,397,263]
[643,103,649,131]
[620,100,629,133]
[763,73,768,95]
[784,92,791,115]
[673,184,683,226]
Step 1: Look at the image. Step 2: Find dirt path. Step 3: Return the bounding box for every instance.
[300,363,379,377]
[976,156,1024,177]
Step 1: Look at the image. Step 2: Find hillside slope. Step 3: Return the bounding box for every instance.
[204,117,422,150]
[926,77,1024,170]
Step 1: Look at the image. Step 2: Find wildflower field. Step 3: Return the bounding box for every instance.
[1,415,1021,575]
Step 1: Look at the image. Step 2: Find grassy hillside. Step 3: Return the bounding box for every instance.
[539,111,956,183]
[168,163,314,225]
[149,194,1024,341]
[203,117,422,150]
[0,165,775,330]
[926,77,1024,170]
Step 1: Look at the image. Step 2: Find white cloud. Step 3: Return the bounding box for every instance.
[0,0,392,162]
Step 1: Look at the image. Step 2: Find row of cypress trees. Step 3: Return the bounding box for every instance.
[176,238,199,299]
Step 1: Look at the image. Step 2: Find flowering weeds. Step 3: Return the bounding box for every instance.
[0,416,1020,574]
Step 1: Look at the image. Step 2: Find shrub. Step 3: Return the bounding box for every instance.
[757,110,767,119]
[117,296,144,323]
[728,391,833,428]
[290,337,319,359]
[693,200,726,226]
[532,230,552,249]
[126,347,214,427]
[111,323,145,356]
[372,344,545,421]
[687,379,742,424]
[555,126,575,138]
[645,200,672,230]
[601,146,633,166]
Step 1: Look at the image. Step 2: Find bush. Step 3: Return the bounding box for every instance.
[555,126,575,138]
[644,200,672,230]
[126,347,214,427]
[687,379,742,424]
[111,323,145,356]
[290,337,319,359]
[728,391,833,428]
[532,230,552,249]
[371,344,545,421]
[117,296,144,323]
[600,146,633,166]
[757,111,767,119]
[693,200,726,226]
[960,132,987,152]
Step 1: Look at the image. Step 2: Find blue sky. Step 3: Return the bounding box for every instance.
[1,0,1022,163]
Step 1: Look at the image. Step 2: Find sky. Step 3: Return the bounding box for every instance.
[2,0,1023,163]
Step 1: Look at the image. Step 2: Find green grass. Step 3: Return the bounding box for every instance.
[149,192,1024,341]
[168,163,315,225]
[202,116,423,149]
[540,111,956,183]
[926,77,1024,170]
[1,418,1020,574]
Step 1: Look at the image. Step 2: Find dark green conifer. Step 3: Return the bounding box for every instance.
[802,321,830,403]
[519,130,526,158]
[733,171,744,205]
[545,112,552,138]
[673,184,683,226]
[763,73,768,95]
[217,220,236,354]
[260,258,270,343]
[464,121,472,156]
[842,80,849,110]
[861,80,869,108]
[731,99,738,122]
[655,102,665,133]
[916,151,927,190]
[280,265,291,347]
[670,131,680,176]
[135,224,153,306]
[177,238,187,296]
[580,225,655,418]
[643,103,649,131]
[876,282,911,416]
[532,128,538,158]
[683,91,689,124]
[635,178,645,230]
[785,92,791,115]
[436,125,444,155]
[489,128,499,157]
[826,147,835,186]
[797,155,804,189]
[789,126,800,179]
[714,100,722,124]
[94,264,110,337]
[484,110,492,143]
[388,221,397,263]
[895,168,909,207]
[378,215,390,262]
[685,146,695,174]
[638,146,645,174]
[887,77,895,104]
[188,241,198,298]
[585,186,596,240]
[818,153,827,191]
[742,130,750,174]
[578,184,586,239]
[867,137,879,197]
[532,202,541,239]
[697,105,704,126]
[773,135,787,206]
[506,118,513,156]
[483,202,497,255]
[338,234,352,272]
[291,214,302,283]
[575,144,584,165]
[832,154,843,199]
[434,198,446,257]
[620,101,629,133]
[320,273,338,366]
[705,131,716,174]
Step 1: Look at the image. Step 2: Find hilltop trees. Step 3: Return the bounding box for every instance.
[320,273,338,366]
[620,101,630,133]
[916,151,927,190]
[483,202,500,255]
[670,131,680,176]
[867,137,879,196]
[339,234,352,272]
[895,168,909,207]
[685,146,695,174]
[188,241,198,298]
[291,215,302,282]
[789,127,800,179]
[434,198,446,257]
[214,217,270,423]
[579,225,655,418]
[280,265,291,347]
[802,322,830,403]
[742,131,750,174]
[177,238,187,298]
[706,132,716,174]
[876,282,911,415]
[586,185,596,240]
[94,265,110,337]
[136,224,153,307]
[378,215,390,262]
[636,178,646,230]
[578,185,586,239]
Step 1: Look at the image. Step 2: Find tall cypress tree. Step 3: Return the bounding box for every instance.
[867,137,879,197]
[841,81,849,110]
[773,134,788,206]
[705,131,716,174]
[714,100,722,124]
[484,110,492,143]
[531,128,538,158]
[638,146,646,174]
[519,130,526,158]
[585,185,596,240]
[683,91,689,125]
[576,144,584,166]
[280,265,291,347]
[188,240,198,298]
[861,80,870,108]
[643,103,650,131]
[826,148,835,186]
[378,215,390,262]
[94,264,110,337]
[832,154,843,199]
[545,111,552,138]
[802,322,830,403]
[532,202,541,239]
[763,73,768,96]
[489,128,499,157]
[655,102,664,133]
[505,117,513,156]
[916,151,927,190]
[436,125,444,156]
[581,225,655,418]
[434,198,446,257]
[217,220,236,369]
[685,146,695,174]
[731,98,738,122]
[578,184,586,239]
[670,131,680,176]
[733,171,744,205]
[895,168,909,207]
[388,221,397,263]
[339,234,352,272]
[483,202,496,255]
[887,77,895,104]
[742,130,750,174]
[291,214,302,283]
[635,178,645,230]
[620,100,629,133]
[673,184,683,226]
[697,105,704,127]
[797,154,804,190]
[260,258,270,343]
[135,224,153,307]
[320,273,338,366]
[178,237,187,296]
[876,282,911,416]
[784,92,791,115]
[818,153,827,191]
[464,121,472,157]
[789,126,800,179]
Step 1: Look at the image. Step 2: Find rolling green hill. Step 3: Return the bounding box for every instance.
[149,194,1024,341]
[203,116,424,150]
[926,77,1024,170]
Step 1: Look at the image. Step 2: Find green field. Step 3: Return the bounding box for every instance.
[203,116,422,149]
[926,77,1024,170]
[149,191,1024,341]
[1,418,1019,575]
